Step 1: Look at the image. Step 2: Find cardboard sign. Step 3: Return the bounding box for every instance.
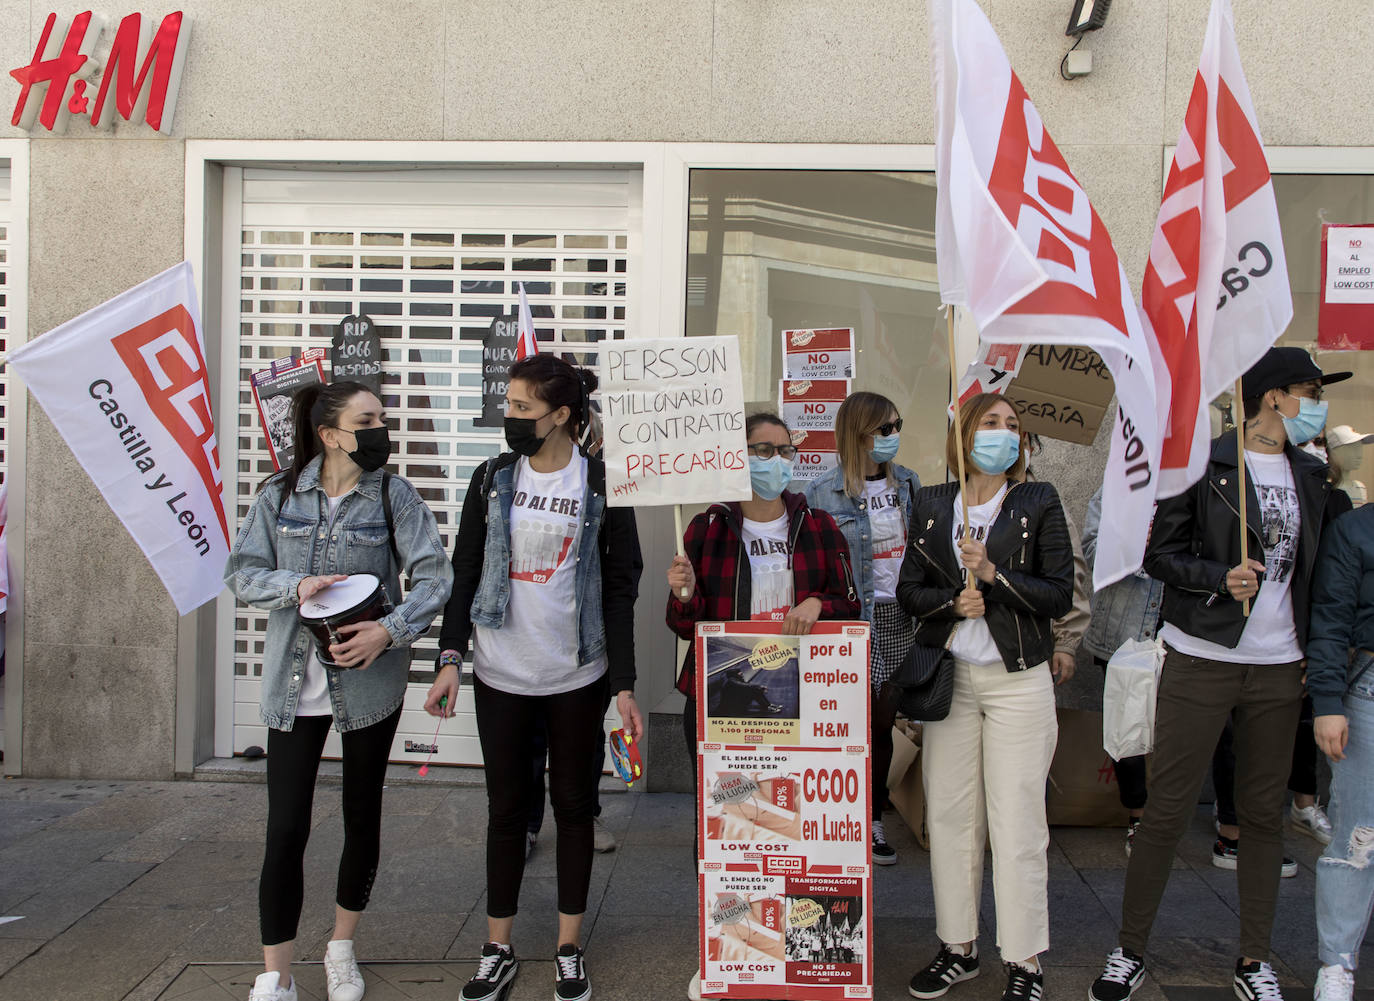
[475,312,519,427]
[957,341,1114,446]
[781,329,855,380]
[250,348,327,470]
[600,337,751,507]
[1319,224,1374,350]
[697,621,873,1000]
[332,313,383,393]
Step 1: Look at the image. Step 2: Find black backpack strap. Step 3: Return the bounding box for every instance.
[381,471,401,569]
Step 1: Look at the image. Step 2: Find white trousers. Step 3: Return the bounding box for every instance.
[921,657,1058,964]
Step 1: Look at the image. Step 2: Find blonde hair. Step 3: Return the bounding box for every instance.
[835,392,898,498]
[946,394,1027,482]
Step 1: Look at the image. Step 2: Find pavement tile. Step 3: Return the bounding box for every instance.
[0,828,136,910]
[0,937,43,977]
[598,842,695,918]
[350,910,464,960]
[0,859,152,939]
[110,841,260,911]
[620,790,695,846]
[0,799,91,849]
[447,876,609,959]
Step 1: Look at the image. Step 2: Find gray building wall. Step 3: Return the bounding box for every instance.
[4,0,1372,777]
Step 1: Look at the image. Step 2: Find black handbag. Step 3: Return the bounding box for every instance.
[881,629,957,722]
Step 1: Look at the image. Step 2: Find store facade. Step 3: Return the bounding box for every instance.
[3,1,1374,779]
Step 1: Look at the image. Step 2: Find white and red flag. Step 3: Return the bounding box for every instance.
[931,0,1163,588]
[1143,0,1290,497]
[515,281,539,360]
[7,261,228,614]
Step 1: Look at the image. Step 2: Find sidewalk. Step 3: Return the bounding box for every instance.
[0,768,1366,1001]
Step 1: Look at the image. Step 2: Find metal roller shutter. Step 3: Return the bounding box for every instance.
[231,167,632,765]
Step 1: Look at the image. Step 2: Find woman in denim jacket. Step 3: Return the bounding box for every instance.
[803,391,919,866]
[426,354,643,1001]
[226,381,452,1001]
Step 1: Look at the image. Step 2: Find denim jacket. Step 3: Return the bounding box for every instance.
[224,458,453,732]
[803,463,920,624]
[1307,506,1374,717]
[437,452,643,693]
[1080,486,1163,661]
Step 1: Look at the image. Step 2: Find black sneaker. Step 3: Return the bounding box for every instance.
[1001,963,1044,1001]
[462,942,519,1001]
[555,943,591,1001]
[1089,947,1146,1001]
[909,944,980,998]
[1234,959,1284,1001]
[873,820,897,866]
[1212,837,1298,877]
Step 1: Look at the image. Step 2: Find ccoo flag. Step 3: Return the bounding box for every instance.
[8,262,228,614]
[930,0,1164,589]
[1142,0,1291,498]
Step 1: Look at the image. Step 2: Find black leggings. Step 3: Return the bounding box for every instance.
[259,707,402,946]
[475,673,609,918]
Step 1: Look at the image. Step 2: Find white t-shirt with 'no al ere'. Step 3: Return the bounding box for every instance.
[863,477,906,604]
[949,483,1008,667]
[741,513,794,621]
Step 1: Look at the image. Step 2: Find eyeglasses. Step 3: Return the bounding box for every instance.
[872,418,904,437]
[747,442,798,460]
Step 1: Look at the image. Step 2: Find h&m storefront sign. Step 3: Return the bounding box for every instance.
[10,10,190,135]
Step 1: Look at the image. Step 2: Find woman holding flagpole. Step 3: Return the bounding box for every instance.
[426,353,643,1001]
[897,393,1073,1001]
[226,380,453,1001]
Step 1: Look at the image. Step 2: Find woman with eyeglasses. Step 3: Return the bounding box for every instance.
[897,394,1073,1001]
[802,392,919,866]
[665,411,859,1001]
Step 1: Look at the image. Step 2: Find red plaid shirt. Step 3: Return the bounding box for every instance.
[667,490,858,695]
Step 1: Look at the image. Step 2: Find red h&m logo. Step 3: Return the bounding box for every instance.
[112,307,229,546]
[10,10,191,135]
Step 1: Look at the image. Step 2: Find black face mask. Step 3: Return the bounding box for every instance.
[341,425,392,472]
[504,413,552,457]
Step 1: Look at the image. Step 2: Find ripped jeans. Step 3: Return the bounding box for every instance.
[1316,677,1374,970]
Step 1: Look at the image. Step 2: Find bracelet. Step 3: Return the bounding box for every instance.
[438,650,462,670]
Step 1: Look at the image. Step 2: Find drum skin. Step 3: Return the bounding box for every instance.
[299,574,393,669]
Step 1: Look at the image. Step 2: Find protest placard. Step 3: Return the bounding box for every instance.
[599,336,751,507]
[475,312,519,427]
[697,621,873,1000]
[251,348,327,470]
[781,329,855,381]
[779,380,848,485]
[957,341,1115,446]
[1319,223,1374,350]
[332,313,383,394]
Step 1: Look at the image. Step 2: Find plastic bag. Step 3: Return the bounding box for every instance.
[1102,637,1166,760]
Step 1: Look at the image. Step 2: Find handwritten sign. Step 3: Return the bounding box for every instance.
[331,314,383,394]
[476,312,519,427]
[600,336,751,507]
[958,341,1113,446]
[251,348,327,471]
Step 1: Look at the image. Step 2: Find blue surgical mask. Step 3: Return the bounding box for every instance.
[749,455,793,501]
[869,432,900,465]
[969,429,1020,474]
[1281,395,1328,445]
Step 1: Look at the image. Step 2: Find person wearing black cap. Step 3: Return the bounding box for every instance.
[1090,346,1349,1001]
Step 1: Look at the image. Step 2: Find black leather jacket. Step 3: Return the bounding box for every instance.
[896,480,1074,672]
[1145,435,1340,651]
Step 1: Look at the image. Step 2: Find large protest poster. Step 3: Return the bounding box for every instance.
[697,621,873,1000]
[475,311,519,427]
[599,337,751,506]
[781,329,855,381]
[250,347,327,470]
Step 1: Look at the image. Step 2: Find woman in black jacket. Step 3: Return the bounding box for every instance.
[425,354,643,1001]
[897,394,1073,1001]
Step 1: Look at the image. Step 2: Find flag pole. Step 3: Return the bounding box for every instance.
[673,504,690,599]
[1234,378,1251,618]
[946,306,971,587]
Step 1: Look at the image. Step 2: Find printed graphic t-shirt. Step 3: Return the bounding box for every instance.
[741,513,794,621]
[1161,449,1302,665]
[949,483,1009,667]
[297,492,345,717]
[474,453,608,695]
[863,477,906,603]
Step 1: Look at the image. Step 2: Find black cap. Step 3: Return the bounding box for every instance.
[1240,346,1352,399]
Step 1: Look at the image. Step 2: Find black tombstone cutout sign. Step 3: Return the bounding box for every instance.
[332,313,383,394]
[475,311,520,427]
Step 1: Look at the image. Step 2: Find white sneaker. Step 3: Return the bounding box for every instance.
[1291,803,1334,845]
[593,816,617,853]
[249,971,298,1001]
[688,968,703,1001]
[325,939,365,1001]
[1314,964,1354,1001]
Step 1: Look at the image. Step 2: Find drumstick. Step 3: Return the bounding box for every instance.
[417,695,448,777]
